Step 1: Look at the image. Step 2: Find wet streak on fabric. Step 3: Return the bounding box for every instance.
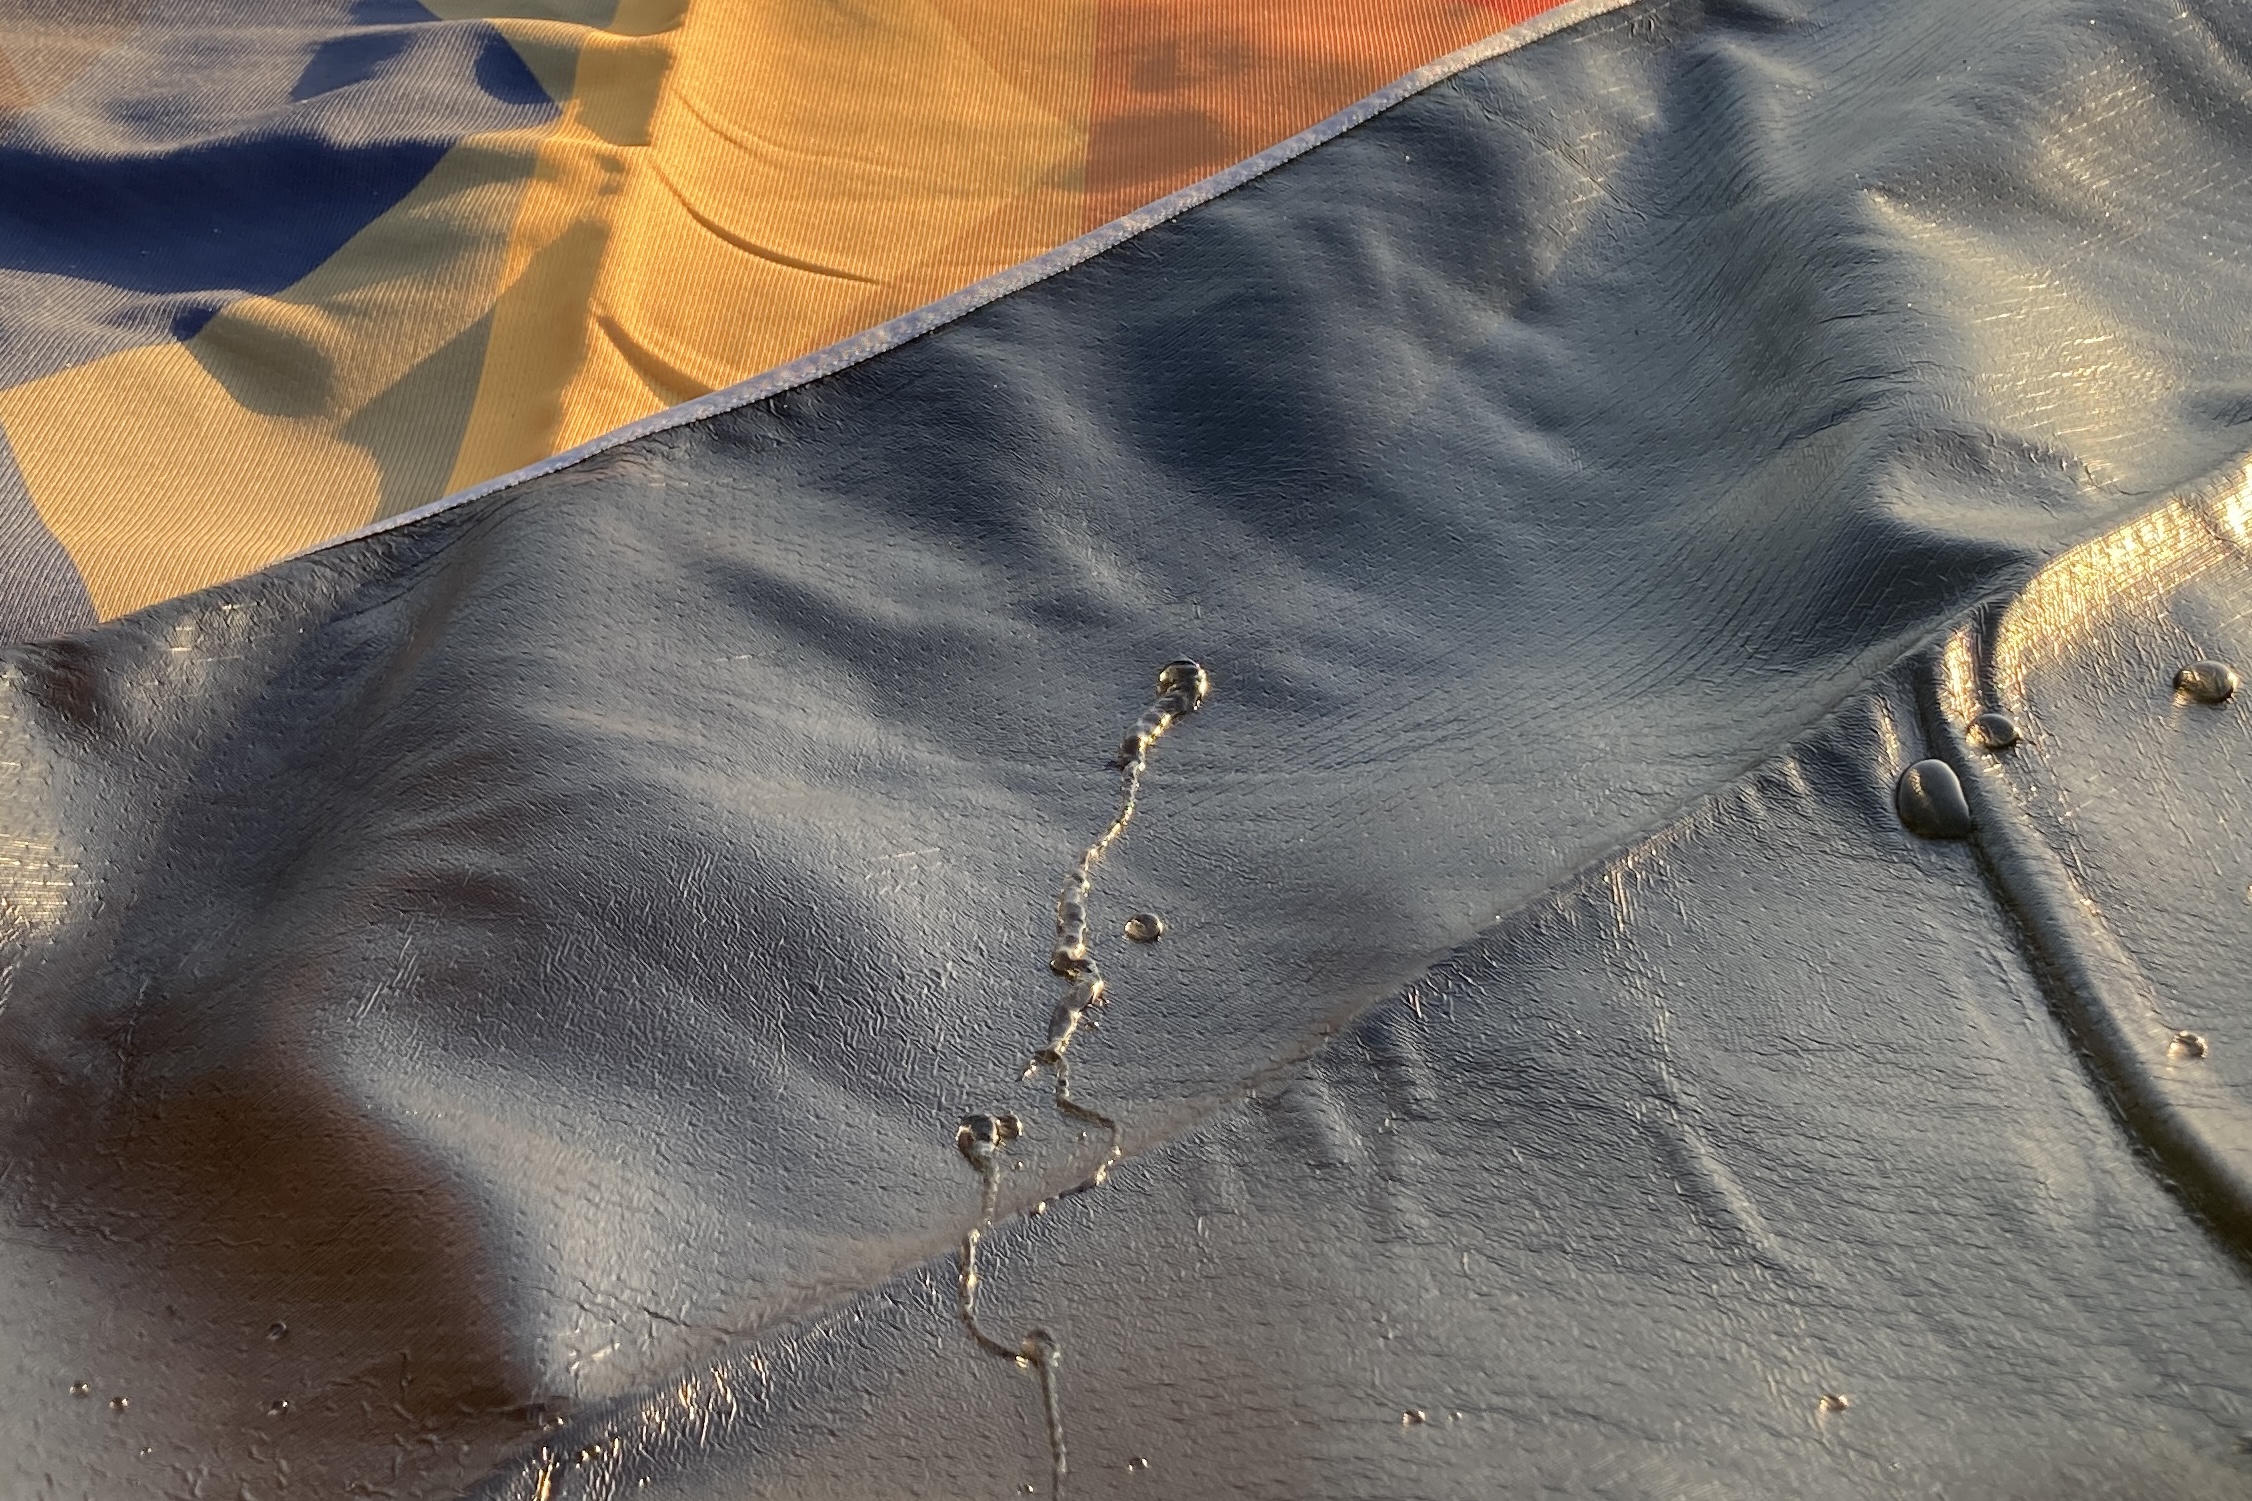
[484,677,2252,1501]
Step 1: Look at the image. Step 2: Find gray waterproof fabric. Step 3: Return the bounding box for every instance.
[4,0,2252,1495]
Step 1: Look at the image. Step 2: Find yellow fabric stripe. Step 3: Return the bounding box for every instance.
[0,125,558,618]
[443,0,688,484]
[449,0,1098,484]
[0,1,630,619]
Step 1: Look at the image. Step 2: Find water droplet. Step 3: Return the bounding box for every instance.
[1896,759,1972,840]
[267,1399,291,1417]
[956,1113,1023,1166]
[69,1381,88,1398]
[1818,1393,1851,1413]
[1128,1456,1150,1472]
[1967,712,2019,750]
[2169,1030,2209,1060]
[1155,659,1210,712]
[1123,913,1164,943]
[266,1321,288,1342]
[2177,661,2239,705]
[109,1396,128,1412]
[1402,1409,1429,1425]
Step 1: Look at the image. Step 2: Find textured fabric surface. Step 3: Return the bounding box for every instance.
[484,659,2252,1501]
[0,0,1573,627]
[5,0,2252,1495]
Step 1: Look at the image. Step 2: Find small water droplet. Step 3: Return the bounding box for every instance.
[1123,913,1164,943]
[956,1113,1023,1166]
[1896,759,1973,840]
[1967,712,2019,750]
[267,1399,290,1417]
[1128,1456,1150,1472]
[1402,1409,1429,1426]
[68,1381,88,1398]
[2169,1030,2209,1060]
[266,1321,288,1342]
[1818,1392,1851,1413]
[2177,661,2239,705]
[109,1396,128,1412]
[1155,659,1211,712]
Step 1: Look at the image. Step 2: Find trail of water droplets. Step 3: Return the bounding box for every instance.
[952,658,1212,1500]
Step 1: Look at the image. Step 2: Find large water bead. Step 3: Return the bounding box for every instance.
[2176,660,2239,705]
[1896,758,1973,840]
[1967,711,2020,750]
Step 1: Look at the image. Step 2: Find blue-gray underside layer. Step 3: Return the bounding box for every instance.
[5,0,2252,1495]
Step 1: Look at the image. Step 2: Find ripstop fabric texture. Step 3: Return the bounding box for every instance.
[0,0,1571,633]
[5,0,2252,1495]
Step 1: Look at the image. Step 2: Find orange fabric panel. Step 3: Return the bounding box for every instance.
[1084,0,1556,231]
